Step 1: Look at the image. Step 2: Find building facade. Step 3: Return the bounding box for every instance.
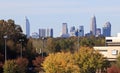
[94,33,120,61]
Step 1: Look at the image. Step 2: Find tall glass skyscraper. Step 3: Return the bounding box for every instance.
[102,22,111,37]
[26,17,30,38]
[90,16,97,36]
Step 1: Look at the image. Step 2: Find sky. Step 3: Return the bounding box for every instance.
[0,0,120,37]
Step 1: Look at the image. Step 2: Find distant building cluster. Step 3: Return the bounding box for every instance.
[86,16,111,37]
[25,15,111,38]
[60,15,111,38]
[25,17,53,38]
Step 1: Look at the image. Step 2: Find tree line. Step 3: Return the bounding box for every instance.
[0,19,115,73]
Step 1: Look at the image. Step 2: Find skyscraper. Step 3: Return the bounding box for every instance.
[39,28,53,38]
[47,28,53,37]
[26,17,30,38]
[102,22,111,37]
[61,23,69,38]
[70,26,76,36]
[90,16,97,36]
[78,26,84,37]
[39,29,46,38]
[62,23,68,35]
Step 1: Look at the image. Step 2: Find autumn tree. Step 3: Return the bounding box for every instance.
[3,60,18,73]
[32,56,44,73]
[42,52,80,73]
[3,58,28,73]
[74,47,105,73]
[107,54,120,73]
[16,57,29,73]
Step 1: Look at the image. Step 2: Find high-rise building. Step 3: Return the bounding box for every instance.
[39,28,53,38]
[102,22,111,37]
[61,23,69,38]
[78,26,84,37]
[70,26,76,36]
[39,29,46,38]
[47,28,53,37]
[90,16,97,36]
[96,28,101,36]
[25,17,30,38]
[62,23,68,34]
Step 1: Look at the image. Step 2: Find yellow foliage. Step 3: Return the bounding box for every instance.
[42,52,80,73]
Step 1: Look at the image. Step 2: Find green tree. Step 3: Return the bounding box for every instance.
[74,47,104,73]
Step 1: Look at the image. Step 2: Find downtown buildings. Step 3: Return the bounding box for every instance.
[26,15,111,38]
[85,15,111,37]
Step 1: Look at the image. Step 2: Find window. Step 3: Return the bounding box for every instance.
[112,50,118,55]
[106,39,112,42]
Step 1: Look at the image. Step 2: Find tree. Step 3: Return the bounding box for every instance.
[3,58,28,73]
[3,60,18,73]
[16,57,29,73]
[107,54,120,73]
[42,52,80,73]
[32,56,44,72]
[107,65,120,73]
[74,47,104,73]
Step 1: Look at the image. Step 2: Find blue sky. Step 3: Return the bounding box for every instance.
[0,0,120,37]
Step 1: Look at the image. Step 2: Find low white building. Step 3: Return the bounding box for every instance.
[94,33,120,61]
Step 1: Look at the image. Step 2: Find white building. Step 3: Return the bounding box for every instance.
[94,33,120,61]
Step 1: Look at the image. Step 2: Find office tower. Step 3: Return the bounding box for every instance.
[61,23,69,38]
[62,23,68,34]
[102,22,111,37]
[96,28,101,36]
[25,17,30,38]
[39,29,46,38]
[70,26,76,36]
[78,26,84,37]
[47,28,53,37]
[90,16,97,36]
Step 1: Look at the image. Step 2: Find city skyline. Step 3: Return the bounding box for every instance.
[0,0,120,37]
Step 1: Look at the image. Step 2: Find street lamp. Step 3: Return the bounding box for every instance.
[4,35,7,61]
[77,29,80,52]
[19,39,24,58]
[42,37,44,58]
